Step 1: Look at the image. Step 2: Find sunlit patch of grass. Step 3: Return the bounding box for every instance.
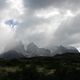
[26,64,31,68]
[36,65,56,76]
[76,67,80,70]
[0,66,21,72]
[45,69,56,76]
[36,66,45,73]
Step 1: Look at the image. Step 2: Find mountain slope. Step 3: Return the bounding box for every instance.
[0,50,26,59]
[51,45,79,55]
[0,43,79,59]
[27,43,51,57]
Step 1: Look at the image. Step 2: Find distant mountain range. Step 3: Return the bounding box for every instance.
[0,42,79,59]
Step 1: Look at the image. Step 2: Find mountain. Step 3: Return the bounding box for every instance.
[0,50,26,59]
[27,43,51,57]
[0,42,79,59]
[13,42,28,56]
[0,42,28,59]
[51,45,79,55]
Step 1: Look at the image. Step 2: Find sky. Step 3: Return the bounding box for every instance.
[0,0,80,53]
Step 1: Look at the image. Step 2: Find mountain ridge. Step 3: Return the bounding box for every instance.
[0,42,79,59]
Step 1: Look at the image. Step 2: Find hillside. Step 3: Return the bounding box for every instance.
[0,52,79,80]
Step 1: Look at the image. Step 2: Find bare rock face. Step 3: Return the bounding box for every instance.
[13,42,28,56]
[26,43,51,57]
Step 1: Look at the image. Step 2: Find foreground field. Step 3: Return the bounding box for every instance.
[0,53,80,80]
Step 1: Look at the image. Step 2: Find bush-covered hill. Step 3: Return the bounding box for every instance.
[0,52,80,80]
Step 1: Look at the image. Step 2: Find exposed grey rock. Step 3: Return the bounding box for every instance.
[27,43,51,57]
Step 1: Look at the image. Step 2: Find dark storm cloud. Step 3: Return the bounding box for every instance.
[0,0,7,9]
[23,0,80,11]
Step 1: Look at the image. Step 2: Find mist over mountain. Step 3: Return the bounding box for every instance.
[0,42,79,59]
[50,45,79,55]
[0,50,25,59]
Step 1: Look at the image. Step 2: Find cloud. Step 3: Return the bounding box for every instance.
[0,0,80,53]
[24,0,80,11]
[16,15,49,46]
[0,0,7,9]
[21,0,80,49]
[49,14,80,48]
[15,9,65,47]
[0,25,16,53]
[0,0,24,53]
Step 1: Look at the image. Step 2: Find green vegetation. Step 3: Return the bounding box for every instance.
[0,53,80,80]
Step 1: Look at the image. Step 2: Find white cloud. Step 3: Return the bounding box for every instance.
[35,8,60,19]
[7,0,24,15]
[0,24,16,53]
[0,0,25,53]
